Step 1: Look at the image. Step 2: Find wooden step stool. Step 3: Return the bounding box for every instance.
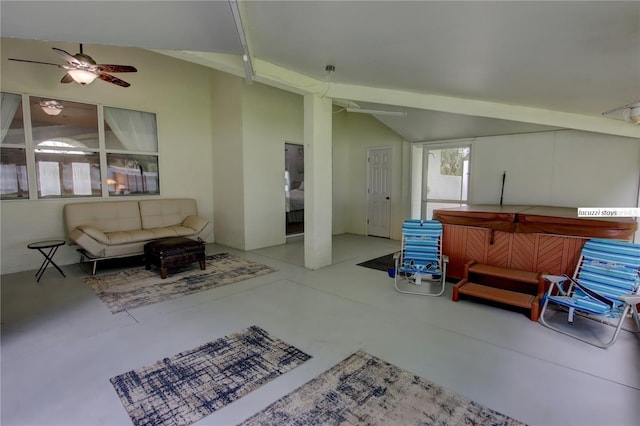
[452,260,546,321]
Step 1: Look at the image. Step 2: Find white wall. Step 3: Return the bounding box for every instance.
[211,83,405,250]
[471,130,640,209]
[241,82,303,250]
[1,38,214,274]
[331,109,351,235]
[332,111,407,240]
[210,70,245,249]
[224,83,405,248]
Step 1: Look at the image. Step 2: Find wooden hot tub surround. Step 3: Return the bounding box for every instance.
[434,205,637,320]
[433,205,637,279]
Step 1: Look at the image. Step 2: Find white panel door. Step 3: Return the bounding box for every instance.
[367,147,392,238]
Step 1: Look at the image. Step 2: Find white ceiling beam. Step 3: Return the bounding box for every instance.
[228,0,254,84]
[253,58,325,95]
[151,49,640,139]
[150,50,322,95]
[328,84,640,139]
[149,50,247,79]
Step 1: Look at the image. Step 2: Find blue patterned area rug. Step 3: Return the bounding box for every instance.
[240,350,525,425]
[111,326,311,426]
[85,253,275,313]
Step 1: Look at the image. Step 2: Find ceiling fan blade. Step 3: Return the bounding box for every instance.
[9,58,63,68]
[98,73,131,88]
[52,47,87,66]
[601,100,640,115]
[96,64,137,73]
[60,73,74,84]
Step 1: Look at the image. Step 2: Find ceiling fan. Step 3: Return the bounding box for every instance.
[601,99,640,124]
[9,43,137,87]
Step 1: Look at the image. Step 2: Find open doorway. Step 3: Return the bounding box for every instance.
[285,142,304,235]
[422,145,470,219]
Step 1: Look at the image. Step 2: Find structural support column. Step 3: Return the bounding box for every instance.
[410,144,423,220]
[303,94,333,269]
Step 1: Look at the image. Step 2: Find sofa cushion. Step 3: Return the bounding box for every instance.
[64,201,142,237]
[139,199,198,230]
[99,226,194,245]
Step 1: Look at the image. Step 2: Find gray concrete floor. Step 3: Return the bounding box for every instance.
[1,234,639,425]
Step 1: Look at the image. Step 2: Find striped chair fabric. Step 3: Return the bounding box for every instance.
[539,238,640,348]
[398,220,444,275]
[547,239,640,315]
[393,219,448,296]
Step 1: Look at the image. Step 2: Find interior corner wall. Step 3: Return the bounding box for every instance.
[0,38,214,274]
[332,110,406,240]
[331,108,350,235]
[240,82,304,250]
[210,70,246,249]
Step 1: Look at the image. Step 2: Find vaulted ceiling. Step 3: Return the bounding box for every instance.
[2,1,638,140]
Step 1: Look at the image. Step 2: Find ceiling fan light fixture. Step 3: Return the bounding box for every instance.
[39,100,63,116]
[67,69,98,85]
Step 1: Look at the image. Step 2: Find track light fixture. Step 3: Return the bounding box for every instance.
[346,107,407,117]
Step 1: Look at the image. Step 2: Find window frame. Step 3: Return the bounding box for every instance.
[0,92,160,201]
[0,92,29,199]
[410,140,474,220]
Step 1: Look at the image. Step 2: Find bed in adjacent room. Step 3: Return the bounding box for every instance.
[286,181,304,226]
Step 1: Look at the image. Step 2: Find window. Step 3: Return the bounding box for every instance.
[1,92,25,146]
[0,92,159,200]
[34,150,101,198]
[30,96,100,149]
[0,148,28,199]
[107,154,159,196]
[104,107,159,197]
[421,145,471,220]
[1,92,28,199]
[30,97,101,198]
[104,107,158,152]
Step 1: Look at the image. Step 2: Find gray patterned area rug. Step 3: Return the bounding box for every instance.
[111,326,311,426]
[240,350,526,426]
[85,253,275,313]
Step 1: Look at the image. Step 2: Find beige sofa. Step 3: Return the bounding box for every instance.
[64,198,212,265]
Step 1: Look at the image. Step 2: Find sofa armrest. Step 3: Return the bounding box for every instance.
[182,215,209,233]
[76,225,111,244]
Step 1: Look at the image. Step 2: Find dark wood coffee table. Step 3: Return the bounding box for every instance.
[144,237,205,279]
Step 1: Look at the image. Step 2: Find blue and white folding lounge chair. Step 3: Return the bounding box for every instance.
[392,219,449,296]
[539,238,640,348]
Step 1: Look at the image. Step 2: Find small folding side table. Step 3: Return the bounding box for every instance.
[27,239,66,282]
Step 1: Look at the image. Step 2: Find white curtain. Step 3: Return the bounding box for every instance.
[1,93,21,143]
[104,107,157,152]
[0,164,18,194]
[71,162,92,195]
[38,161,61,196]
